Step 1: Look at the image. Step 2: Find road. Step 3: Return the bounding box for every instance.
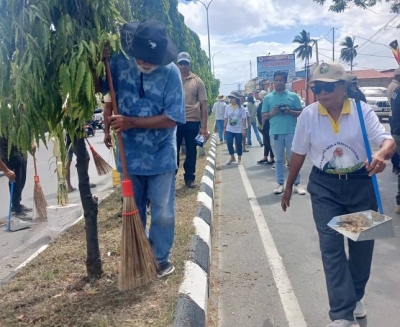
[0,131,114,282]
[210,122,400,327]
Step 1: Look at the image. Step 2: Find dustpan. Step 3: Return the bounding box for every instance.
[6,181,32,232]
[328,101,395,242]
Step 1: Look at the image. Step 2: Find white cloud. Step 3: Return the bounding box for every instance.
[178,0,400,95]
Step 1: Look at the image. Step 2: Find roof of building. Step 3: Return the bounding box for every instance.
[346,69,393,79]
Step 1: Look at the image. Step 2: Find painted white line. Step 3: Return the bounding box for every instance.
[207,157,215,166]
[197,191,213,212]
[209,150,216,158]
[201,175,214,190]
[15,244,49,271]
[193,216,211,248]
[179,261,208,311]
[205,165,215,176]
[237,164,307,327]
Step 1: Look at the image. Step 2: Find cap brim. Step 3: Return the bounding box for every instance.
[178,59,191,64]
[120,21,178,66]
[311,77,342,83]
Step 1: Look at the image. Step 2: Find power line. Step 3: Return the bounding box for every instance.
[318,47,393,58]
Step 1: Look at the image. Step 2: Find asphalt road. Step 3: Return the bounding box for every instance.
[211,122,400,327]
[0,131,114,282]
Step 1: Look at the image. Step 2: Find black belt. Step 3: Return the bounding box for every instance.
[312,166,371,180]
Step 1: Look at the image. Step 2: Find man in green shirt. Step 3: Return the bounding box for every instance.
[262,71,305,195]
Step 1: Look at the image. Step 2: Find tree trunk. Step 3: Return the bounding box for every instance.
[350,56,353,71]
[75,137,103,279]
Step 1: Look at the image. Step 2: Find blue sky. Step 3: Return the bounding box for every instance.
[177,0,400,95]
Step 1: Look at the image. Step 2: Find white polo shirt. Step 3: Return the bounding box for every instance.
[292,98,392,174]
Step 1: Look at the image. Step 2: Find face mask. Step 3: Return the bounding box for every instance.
[137,64,159,74]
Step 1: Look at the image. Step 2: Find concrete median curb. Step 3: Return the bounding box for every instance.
[0,190,116,286]
[173,134,217,327]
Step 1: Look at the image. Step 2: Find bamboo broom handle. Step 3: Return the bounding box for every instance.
[33,153,38,176]
[103,51,129,179]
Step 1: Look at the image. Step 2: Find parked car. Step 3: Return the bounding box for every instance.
[359,87,390,120]
[92,108,103,129]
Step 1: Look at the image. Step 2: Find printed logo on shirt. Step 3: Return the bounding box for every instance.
[392,92,398,100]
[320,142,363,174]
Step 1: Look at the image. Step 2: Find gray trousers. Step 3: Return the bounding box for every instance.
[307,167,376,321]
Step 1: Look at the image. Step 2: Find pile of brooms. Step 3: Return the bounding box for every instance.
[103,44,158,291]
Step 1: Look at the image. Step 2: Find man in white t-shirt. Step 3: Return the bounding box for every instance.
[328,147,356,169]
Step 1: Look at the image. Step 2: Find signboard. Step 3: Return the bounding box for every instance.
[257,54,296,81]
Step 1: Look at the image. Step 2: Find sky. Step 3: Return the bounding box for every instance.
[177,0,400,95]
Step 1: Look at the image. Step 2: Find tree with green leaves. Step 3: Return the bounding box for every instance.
[0,0,128,279]
[293,30,315,104]
[340,36,358,71]
[313,0,400,13]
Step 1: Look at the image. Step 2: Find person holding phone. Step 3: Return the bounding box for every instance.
[261,71,305,195]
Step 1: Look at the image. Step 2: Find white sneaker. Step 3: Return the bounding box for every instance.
[294,184,306,195]
[271,164,276,170]
[226,157,236,165]
[326,319,359,327]
[354,300,366,318]
[274,184,284,194]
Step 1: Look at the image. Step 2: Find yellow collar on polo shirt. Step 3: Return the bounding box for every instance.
[318,98,351,133]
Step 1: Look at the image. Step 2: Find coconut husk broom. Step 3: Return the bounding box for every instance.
[85,138,113,176]
[103,43,158,291]
[33,153,47,219]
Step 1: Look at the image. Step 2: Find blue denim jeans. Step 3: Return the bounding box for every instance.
[270,133,300,185]
[216,120,225,142]
[247,122,262,145]
[129,171,175,265]
[225,131,243,156]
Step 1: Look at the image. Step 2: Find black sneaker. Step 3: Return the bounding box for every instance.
[13,210,27,218]
[19,204,33,212]
[185,181,197,188]
[157,261,175,278]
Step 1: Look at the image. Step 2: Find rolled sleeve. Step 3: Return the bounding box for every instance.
[362,102,393,147]
[291,116,310,155]
[163,65,186,125]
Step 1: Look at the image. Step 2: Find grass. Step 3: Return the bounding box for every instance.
[0,116,215,327]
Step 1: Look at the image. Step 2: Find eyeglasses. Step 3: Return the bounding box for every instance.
[177,61,190,66]
[311,82,338,95]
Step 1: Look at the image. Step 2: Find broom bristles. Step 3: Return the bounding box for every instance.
[118,196,158,291]
[90,147,113,176]
[34,180,47,219]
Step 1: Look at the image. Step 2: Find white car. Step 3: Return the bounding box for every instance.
[359,87,390,120]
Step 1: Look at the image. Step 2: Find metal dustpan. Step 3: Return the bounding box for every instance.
[328,210,395,242]
[328,101,395,242]
[6,181,32,232]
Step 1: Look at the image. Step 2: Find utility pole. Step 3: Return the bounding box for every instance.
[315,39,319,65]
[250,61,253,94]
[332,28,335,61]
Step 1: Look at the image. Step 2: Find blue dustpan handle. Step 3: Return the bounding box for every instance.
[356,101,384,214]
[7,181,14,231]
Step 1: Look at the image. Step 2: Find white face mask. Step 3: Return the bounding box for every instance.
[135,61,159,74]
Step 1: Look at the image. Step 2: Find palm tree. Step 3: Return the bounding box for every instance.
[293,30,315,105]
[340,36,358,71]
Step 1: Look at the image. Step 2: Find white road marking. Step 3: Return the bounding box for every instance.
[237,164,307,327]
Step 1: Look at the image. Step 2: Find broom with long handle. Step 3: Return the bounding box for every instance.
[85,137,113,176]
[33,153,47,219]
[103,44,158,291]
